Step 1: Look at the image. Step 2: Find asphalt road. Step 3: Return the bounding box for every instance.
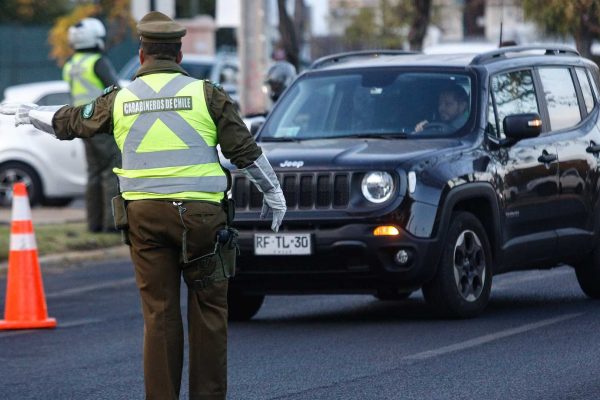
[0,259,598,400]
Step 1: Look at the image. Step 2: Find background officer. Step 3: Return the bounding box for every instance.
[265,60,297,104]
[1,11,286,400]
[63,17,121,232]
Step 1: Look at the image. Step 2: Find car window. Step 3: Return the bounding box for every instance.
[490,70,539,138]
[587,68,600,101]
[181,62,213,80]
[576,67,595,114]
[261,70,473,140]
[37,92,71,106]
[538,67,581,131]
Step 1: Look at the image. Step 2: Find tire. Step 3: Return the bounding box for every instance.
[574,246,600,298]
[228,291,264,321]
[374,289,413,301]
[422,211,493,318]
[42,197,74,207]
[0,162,43,207]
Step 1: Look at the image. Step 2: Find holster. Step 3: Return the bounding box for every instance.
[182,227,239,291]
[111,195,131,245]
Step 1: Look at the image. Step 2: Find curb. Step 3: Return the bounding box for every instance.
[0,245,131,273]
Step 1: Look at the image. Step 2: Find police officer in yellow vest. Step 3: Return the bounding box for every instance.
[63,18,121,232]
[1,11,286,400]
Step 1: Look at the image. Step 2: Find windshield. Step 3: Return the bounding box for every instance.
[260,70,473,140]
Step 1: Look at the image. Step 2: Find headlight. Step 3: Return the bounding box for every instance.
[361,172,394,203]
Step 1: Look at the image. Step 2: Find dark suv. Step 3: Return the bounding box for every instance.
[224,46,600,320]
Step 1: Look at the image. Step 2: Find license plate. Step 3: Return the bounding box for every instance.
[254,233,312,255]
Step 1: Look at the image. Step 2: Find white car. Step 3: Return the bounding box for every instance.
[0,81,86,207]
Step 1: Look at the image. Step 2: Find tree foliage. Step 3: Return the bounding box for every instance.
[523,0,600,58]
[0,0,71,24]
[48,0,136,67]
[342,0,431,50]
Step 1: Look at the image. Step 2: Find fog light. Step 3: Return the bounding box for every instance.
[394,249,411,265]
[373,226,400,236]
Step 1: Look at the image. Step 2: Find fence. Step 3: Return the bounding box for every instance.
[0,24,138,97]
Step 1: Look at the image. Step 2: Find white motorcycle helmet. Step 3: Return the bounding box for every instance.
[68,18,106,50]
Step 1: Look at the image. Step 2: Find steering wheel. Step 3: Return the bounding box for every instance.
[421,122,448,132]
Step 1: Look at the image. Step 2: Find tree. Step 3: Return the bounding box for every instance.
[48,0,136,67]
[0,0,71,24]
[523,0,600,58]
[342,0,432,51]
[276,0,307,69]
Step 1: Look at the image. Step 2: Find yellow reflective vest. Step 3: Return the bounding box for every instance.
[112,73,227,202]
[63,52,104,106]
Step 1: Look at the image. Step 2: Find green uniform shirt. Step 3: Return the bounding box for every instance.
[52,58,262,200]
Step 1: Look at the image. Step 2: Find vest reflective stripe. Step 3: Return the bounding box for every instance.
[112,73,227,198]
[63,53,103,106]
[122,76,219,170]
[118,175,227,194]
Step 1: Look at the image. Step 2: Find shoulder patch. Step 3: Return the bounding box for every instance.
[102,85,118,96]
[204,79,222,90]
[81,102,95,119]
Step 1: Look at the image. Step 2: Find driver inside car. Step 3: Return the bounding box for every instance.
[414,83,469,134]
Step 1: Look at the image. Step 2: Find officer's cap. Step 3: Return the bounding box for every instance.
[137,11,186,43]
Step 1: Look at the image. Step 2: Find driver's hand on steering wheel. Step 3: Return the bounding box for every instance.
[415,119,429,132]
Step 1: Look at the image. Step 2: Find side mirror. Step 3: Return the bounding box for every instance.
[250,117,265,136]
[503,113,542,141]
[242,115,266,137]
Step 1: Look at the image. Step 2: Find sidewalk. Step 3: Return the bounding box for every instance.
[0,206,86,226]
[0,205,130,272]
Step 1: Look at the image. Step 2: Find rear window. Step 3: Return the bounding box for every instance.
[261,69,473,140]
[538,67,581,131]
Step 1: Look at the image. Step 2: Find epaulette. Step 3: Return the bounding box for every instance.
[102,85,119,96]
[204,79,223,90]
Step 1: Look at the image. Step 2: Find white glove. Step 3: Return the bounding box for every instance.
[0,102,39,126]
[261,187,286,232]
[241,154,287,232]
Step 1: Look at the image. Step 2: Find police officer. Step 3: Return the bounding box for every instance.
[63,18,121,232]
[0,11,286,400]
[265,60,297,104]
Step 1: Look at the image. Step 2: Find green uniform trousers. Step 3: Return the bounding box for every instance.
[127,199,228,400]
[83,134,121,232]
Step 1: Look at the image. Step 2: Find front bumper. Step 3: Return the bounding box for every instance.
[230,222,444,294]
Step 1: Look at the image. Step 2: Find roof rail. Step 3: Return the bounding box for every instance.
[470,45,580,65]
[309,50,417,70]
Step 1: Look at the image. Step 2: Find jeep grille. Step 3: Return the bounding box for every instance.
[232,172,351,210]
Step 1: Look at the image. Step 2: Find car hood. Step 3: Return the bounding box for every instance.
[222,138,462,171]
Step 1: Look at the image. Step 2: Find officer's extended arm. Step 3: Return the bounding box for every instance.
[0,103,64,136]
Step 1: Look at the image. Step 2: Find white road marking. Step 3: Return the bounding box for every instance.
[403,312,583,361]
[0,318,104,337]
[46,277,136,299]
[492,266,573,290]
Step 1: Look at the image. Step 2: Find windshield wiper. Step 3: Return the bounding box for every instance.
[260,137,301,142]
[327,132,409,139]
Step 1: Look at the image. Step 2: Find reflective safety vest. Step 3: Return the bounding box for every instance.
[63,52,104,106]
[112,73,227,202]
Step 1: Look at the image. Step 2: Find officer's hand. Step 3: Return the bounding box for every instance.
[261,187,286,232]
[0,102,39,126]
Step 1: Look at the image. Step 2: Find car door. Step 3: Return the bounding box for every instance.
[488,69,560,267]
[539,66,600,257]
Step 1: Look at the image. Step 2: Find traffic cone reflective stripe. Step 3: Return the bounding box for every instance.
[0,182,56,330]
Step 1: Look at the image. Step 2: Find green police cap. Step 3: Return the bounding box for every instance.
[137,11,186,43]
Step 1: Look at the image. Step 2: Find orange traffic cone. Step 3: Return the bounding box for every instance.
[0,183,56,330]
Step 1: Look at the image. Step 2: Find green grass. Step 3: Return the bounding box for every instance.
[0,223,124,262]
